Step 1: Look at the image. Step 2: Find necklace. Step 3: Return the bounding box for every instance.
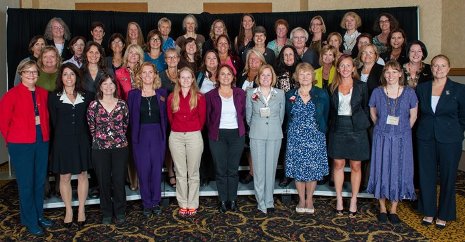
[166,69,177,82]
[145,96,153,117]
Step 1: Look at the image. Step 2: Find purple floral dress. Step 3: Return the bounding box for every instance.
[87,99,129,150]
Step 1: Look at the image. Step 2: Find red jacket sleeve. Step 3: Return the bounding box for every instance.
[0,91,14,143]
[197,94,206,128]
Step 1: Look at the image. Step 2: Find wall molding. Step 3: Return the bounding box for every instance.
[450,68,465,76]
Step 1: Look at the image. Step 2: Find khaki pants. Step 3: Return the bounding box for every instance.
[169,131,203,209]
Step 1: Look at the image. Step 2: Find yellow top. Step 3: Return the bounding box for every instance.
[314,66,335,89]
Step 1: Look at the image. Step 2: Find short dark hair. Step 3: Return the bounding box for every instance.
[28,35,45,54]
[90,21,105,31]
[107,33,125,55]
[373,13,399,33]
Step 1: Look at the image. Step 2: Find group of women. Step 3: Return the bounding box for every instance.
[1,11,464,236]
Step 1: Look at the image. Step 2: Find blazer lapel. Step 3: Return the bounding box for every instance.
[435,79,454,114]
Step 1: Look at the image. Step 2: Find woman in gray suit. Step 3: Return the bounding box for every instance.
[246,64,285,214]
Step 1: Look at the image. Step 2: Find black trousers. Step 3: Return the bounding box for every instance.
[209,129,245,202]
[417,139,462,221]
[92,147,129,219]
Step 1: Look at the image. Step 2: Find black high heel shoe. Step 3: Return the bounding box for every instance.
[63,221,73,228]
[77,220,86,228]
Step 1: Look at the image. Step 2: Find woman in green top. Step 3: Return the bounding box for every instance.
[36,46,61,91]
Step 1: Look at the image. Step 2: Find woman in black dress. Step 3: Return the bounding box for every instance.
[49,63,93,227]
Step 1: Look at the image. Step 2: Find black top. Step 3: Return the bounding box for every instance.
[47,39,71,60]
[357,63,384,98]
[140,95,160,124]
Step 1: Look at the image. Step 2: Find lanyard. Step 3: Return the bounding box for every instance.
[385,86,400,116]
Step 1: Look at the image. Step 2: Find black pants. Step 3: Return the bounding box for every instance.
[92,147,129,219]
[418,139,462,221]
[209,129,245,202]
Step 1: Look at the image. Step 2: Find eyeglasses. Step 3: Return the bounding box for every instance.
[166,56,178,60]
[22,70,39,76]
[150,38,161,42]
[52,26,64,31]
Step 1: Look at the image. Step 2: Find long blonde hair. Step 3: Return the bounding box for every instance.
[329,54,359,94]
[171,67,200,112]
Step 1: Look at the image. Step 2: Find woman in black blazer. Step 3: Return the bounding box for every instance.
[328,55,370,218]
[357,44,384,97]
[49,63,93,228]
[416,55,465,228]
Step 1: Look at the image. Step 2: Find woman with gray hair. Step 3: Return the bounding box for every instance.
[175,14,205,53]
[290,27,319,69]
[44,17,71,60]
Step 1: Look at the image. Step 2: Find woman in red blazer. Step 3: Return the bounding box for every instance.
[0,60,53,236]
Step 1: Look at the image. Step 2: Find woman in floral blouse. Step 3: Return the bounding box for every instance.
[87,73,129,225]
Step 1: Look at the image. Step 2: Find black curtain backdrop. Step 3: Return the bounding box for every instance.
[6,7,418,88]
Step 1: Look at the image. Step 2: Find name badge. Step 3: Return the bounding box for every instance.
[35,115,41,125]
[386,115,399,125]
[259,107,271,118]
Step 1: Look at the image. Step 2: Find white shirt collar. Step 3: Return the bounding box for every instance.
[59,92,84,106]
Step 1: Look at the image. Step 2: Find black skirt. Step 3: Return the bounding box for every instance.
[328,116,370,161]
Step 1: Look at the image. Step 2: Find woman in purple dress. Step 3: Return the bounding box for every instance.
[367,60,418,224]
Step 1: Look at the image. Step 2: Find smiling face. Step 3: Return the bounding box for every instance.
[292,30,307,49]
[218,66,234,87]
[159,22,171,37]
[213,21,225,37]
[86,45,101,65]
[62,67,76,88]
[390,32,405,50]
[179,69,194,88]
[431,57,450,80]
[165,51,179,68]
[185,17,196,33]
[216,37,229,55]
[242,15,254,30]
[128,24,139,40]
[127,47,141,65]
[379,15,390,32]
[51,20,64,39]
[276,24,288,38]
[141,65,156,86]
[20,65,39,87]
[322,50,335,65]
[361,45,376,64]
[42,50,58,69]
[91,26,105,42]
[357,36,370,50]
[337,57,355,79]
[253,32,266,46]
[408,44,423,64]
[298,70,313,87]
[111,37,124,54]
[310,19,323,34]
[72,39,85,57]
[259,67,273,87]
[185,41,197,55]
[383,66,402,86]
[205,52,219,70]
[345,16,356,31]
[149,34,162,50]
[32,38,46,57]
[329,35,341,49]
[283,48,295,66]
[100,78,116,96]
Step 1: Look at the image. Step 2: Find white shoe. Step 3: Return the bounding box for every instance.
[296,207,306,214]
[305,208,315,214]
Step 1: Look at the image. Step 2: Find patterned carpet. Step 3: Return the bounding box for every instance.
[1,172,465,241]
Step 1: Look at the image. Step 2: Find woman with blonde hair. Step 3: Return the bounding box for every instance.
[246,64,285,214]
[340,11,362,55]
[36,45,61,91]
[167,67,206,216]
[128,62,168,217]
[203,19,229,55]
